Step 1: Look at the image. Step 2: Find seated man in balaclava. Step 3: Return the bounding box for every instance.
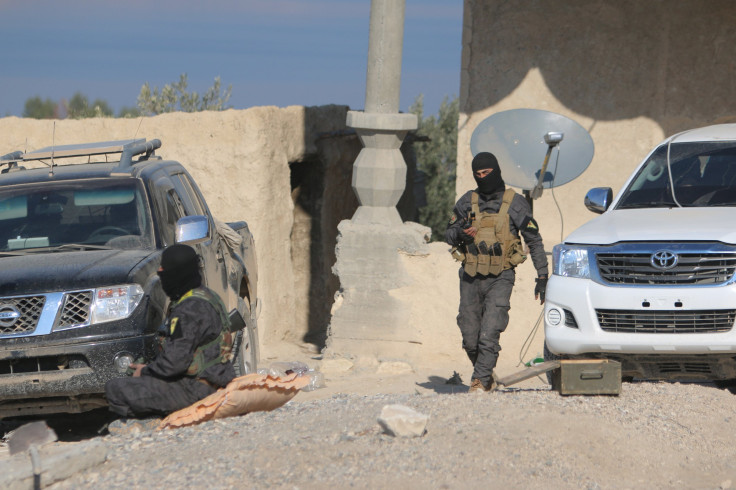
[105,244,235,420]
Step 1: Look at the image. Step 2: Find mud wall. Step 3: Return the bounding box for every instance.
[0,106,356,354]
[459,0,736,243]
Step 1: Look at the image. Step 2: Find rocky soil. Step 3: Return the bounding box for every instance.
[39,376,736,489]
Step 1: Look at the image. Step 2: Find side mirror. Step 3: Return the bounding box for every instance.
[584,187,613,214]
[175,215,210,245]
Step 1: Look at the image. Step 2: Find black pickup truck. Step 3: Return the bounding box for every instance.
[0,139,258,417]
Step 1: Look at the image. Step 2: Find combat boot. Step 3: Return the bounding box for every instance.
[469,378,493,393]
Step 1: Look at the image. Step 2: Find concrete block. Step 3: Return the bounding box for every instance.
[0,440,107,489]
[325,220,430,359]
[377,404,428,438]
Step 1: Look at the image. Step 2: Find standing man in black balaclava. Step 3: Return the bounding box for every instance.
[105,244,235,422]
[445,152,548,392]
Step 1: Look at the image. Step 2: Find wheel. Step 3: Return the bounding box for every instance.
[233,325,258,376]
[232,297,258,377]
[543,341,561,386]
[713,379,736,391]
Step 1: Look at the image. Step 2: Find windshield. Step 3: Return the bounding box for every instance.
[617,141,736,209]
[0,179,154,252]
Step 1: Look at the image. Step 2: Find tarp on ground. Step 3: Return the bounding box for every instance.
[158,372,310,430]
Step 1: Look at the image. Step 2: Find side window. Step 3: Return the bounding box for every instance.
[162,190,185,246]
[178,173,208,216]
[170,173,200,217]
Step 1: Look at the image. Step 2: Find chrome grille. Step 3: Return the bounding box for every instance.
[0,296,45,335]
[58,291,92,329]
[596,309,736,334]
[597,253,736,285]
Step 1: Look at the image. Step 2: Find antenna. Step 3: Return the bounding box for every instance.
[470,109,594,210]
[132,117,144,141]
[49,121,56,177]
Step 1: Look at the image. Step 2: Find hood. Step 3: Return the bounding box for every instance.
[0,249,154,296]
[566,207,736,245]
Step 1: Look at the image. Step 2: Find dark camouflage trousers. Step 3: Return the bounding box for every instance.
[457,267,515,384]
[105,375,215,417]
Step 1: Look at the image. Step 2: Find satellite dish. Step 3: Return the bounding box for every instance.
[470,109,595,196]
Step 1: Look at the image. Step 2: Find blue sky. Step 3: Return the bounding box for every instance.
[0,0,462,118]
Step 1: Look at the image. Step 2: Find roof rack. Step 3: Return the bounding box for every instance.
[0,138,162,173]
[0,150,25,173]
[1,150,23,161]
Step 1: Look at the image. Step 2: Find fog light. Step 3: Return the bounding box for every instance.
[547,308,562,326]
[114,353,134,374]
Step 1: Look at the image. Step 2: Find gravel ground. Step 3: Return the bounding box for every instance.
[43,380,736,489]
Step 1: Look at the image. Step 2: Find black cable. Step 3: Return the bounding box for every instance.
[518,147,563,369]
[549,147,564,243]
[518,309,544,367]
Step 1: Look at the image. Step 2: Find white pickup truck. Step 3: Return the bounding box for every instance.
[544,124,736,385]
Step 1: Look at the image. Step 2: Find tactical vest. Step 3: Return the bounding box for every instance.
[173,287,234,378]
[454,189,527,277]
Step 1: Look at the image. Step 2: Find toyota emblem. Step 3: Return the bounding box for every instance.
[0,304,21,328]
[651,250,678,270]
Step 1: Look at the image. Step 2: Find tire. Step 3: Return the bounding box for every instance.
[543,341,561,386]
[713,379,736,391]
[232,297,259,376]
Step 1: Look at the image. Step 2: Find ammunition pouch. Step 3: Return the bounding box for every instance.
[450,246,465,262]
[460,189,527,277]
[507,239,527,267]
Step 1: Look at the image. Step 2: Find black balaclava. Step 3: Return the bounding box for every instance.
[157,244,202,301]
[472,152,505,195]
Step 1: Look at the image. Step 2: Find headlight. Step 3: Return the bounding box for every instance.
[91,284,144,324]
[553,244,590,278]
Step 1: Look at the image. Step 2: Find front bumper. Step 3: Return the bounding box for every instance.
[544,275,736,355]
[0,333,157,400]
[0,297,160,402]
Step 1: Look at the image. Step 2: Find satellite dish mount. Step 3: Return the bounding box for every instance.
[529,131,564,200]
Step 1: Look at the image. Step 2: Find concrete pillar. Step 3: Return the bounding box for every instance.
[325,0,429,364]
[348,0,418,226]
[365,0,404,114]
[348,111,417,225]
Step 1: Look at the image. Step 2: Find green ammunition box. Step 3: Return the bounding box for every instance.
[552,359,621,396]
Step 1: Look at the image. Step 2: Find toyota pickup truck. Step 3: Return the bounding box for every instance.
[545,124,736,384]
[0,139,259,417]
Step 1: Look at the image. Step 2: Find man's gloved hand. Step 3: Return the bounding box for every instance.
[126,356,146,376]
[460,226,478,244]
[534,275,548,304]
